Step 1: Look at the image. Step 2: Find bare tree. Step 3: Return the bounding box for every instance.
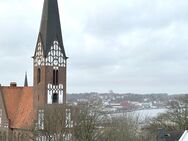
[143,95,188,141]
[147,95,188,133]
[100,113,142,141]
[31,104,75,141]
[74,104,147,141]
[74,105,105,141]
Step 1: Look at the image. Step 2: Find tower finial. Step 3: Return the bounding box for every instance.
[24,72,28,87]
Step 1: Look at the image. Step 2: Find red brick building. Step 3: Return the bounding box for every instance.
[0,0,71,140]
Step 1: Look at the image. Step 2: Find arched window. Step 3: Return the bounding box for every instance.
[52,93,58,103]
[37,68,41,83]
[53,69,55,85]
[53,69,59,85]
[2,132,6,141]
[18,133,21,141]
[20,134,24,141]
[0,132,2,141]
[13,132,16,141]
[56,70,59,84]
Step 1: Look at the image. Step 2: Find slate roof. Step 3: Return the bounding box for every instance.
[0,86,34,129]
[36,0,66,57]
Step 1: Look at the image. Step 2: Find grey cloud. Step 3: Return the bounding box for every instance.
[1,0,188,93]
[85,0,188,37]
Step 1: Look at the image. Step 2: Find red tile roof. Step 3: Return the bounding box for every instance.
[1,86,34,129]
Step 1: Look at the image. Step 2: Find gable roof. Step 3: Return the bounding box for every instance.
[0,86,34,129]
[36,0,66,58]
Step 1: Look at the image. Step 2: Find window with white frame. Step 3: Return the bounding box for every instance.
[65,108,73,128]
[38,109,44,130]
[0,109,2,127]
[4,123,8,128]
[63,133,72,141]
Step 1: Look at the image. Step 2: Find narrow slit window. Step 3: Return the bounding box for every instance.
[56,70,59,85]
[53,69,56,85]
[37,68,41,83]
[53,69,59,85]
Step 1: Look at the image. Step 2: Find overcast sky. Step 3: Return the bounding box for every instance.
[0,0,188,94]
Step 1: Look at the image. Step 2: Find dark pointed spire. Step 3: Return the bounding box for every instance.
[24,72,28,87]
[38,0,66,57]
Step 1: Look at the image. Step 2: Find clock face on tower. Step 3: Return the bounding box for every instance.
[54,59,58,66]
[38,58,41,66]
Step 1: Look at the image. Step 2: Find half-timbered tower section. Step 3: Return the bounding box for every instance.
[33,0,67,107]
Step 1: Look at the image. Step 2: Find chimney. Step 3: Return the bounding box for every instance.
[10,82,17,87]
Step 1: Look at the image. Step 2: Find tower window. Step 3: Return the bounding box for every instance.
[37,68,41,83]
[53,69,55,84]
[56,70,59,84]
[52,93,58,103]
[53,69,59,85]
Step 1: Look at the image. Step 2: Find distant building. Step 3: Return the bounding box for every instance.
[0,0,73,140]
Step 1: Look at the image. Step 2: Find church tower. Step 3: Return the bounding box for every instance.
[33,0,67,107]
